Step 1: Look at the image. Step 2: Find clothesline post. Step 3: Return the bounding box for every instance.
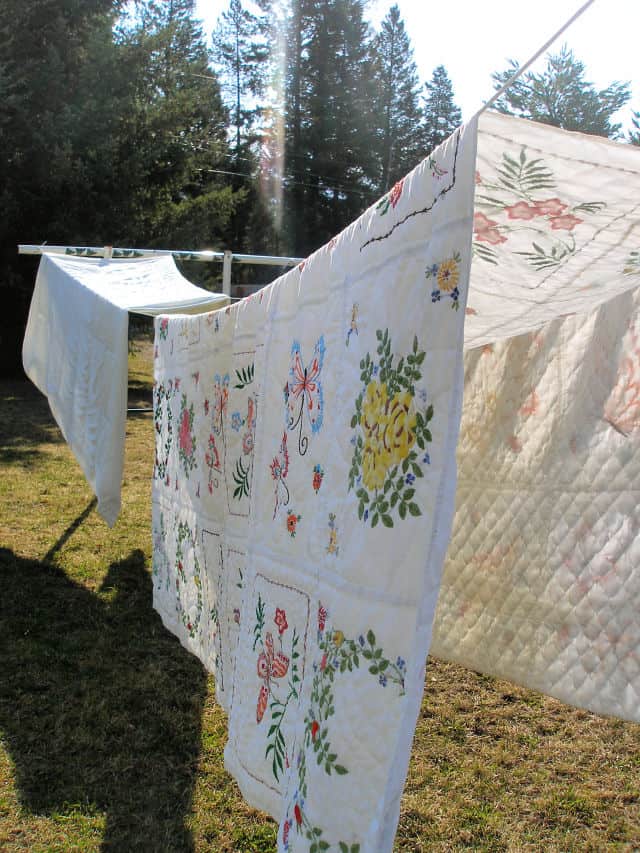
[222,250,233,297]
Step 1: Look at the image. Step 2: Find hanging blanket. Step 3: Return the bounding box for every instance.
[431,112,640,723]
[23,253,225,526]
[151,119,478,851]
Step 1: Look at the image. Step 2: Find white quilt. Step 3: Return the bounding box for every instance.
[431,112,640,723]
[151,120,478,851]
[151,112,640,851]
[23,253,225,526]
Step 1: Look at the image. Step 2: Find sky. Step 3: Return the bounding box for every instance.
[194,0,639,127]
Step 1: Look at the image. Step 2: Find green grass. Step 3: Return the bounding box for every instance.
[0,334,639,851]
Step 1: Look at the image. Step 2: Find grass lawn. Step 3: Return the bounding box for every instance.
[0,332,638,852]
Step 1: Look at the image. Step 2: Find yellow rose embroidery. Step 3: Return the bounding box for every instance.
[348,330,433,527]
[361,380,392,490]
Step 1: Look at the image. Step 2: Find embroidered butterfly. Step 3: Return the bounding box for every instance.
[284,336,325,455]
[256,632,290,723]
[269,431,290,518]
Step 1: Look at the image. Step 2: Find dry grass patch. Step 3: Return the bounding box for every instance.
[0,334,638,851]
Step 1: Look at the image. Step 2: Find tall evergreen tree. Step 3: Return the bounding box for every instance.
[212,0,269,160]
[491,45,631,139]
[115,0,239,247]
[422,64,462,153]
[370,4,423,192]
[279,0,378,255]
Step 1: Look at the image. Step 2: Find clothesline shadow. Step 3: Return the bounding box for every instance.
[0,545,208,851]
[0,379,64,466]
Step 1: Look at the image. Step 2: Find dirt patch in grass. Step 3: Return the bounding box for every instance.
[1,337,638,851]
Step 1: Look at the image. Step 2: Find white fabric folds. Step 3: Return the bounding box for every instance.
[152,120,478,851]
[23,253,225,526]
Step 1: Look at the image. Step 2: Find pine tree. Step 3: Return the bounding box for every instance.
[422,64,462,154]
[629,111,640,146]
[370,4,424,192]
[212,0,269,160]
[491,45,631,139]
[279,0,378,255]
[115,0,238,247]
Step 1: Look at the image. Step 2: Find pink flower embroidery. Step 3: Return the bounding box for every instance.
[533,197,567,216]
[505,201,538,220]
[389,178,404,209]
[275,608,288,635]
[475,170,482,185]
[179,409,192,456]
[549,213,583,231]
[473,212,507,245]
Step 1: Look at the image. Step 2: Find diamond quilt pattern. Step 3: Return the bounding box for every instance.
[432,286,640,722]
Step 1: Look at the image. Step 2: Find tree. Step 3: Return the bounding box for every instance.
[370,4,424,192]
[422,64,462,154]
[629,111,640,146]
[212,0,269,160]
[491,45,631,139]
[277,0,378,255]
[114,0,239,247]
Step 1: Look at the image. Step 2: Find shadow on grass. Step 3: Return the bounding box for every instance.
[0,380,64,465]
[0,545,208,851]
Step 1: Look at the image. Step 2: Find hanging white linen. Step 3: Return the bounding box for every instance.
[151,119,478,851]
[430,111,640,723]
[23,253,225,526]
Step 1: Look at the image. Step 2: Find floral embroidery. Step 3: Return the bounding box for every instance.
[427,251,462,309]
[253,596,301,780]
[175,521,203,638]
[205,431,221,494]
[283,604,405,851]
[234,362,254,389]
[326,513,339,556]
[312,464,324,493]
[474,148,605,269]
[285,336,325,456]
[346,302,359,346]
[428,155,448,178]
[376,178,404,215]
[604,324,640,435]
[211,373,229,437]
[287,511,301,537]
[270,432,291,518]
[158,317,169,340]
[178,393,197,477]
[348,330,433,526]
[232,394,257,500]
[153,380,174,481]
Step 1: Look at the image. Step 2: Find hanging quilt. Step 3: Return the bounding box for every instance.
[152,118,478,851]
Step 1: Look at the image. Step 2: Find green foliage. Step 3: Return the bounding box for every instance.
[490,44,631,139]
[423,64,462,154]
[370,4,425,192]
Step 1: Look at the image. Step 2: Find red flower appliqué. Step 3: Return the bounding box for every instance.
[275,608,288,635]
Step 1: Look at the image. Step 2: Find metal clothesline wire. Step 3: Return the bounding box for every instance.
[475,0,598,119]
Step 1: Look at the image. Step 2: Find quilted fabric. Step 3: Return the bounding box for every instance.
[151,119,478,852]
[431,112,640,723]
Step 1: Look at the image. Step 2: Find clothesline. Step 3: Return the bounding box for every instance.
[18,244,303,297]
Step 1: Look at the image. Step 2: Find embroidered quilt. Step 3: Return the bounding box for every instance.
[151,118,478,851]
